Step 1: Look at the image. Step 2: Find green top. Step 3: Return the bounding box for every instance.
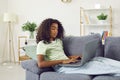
[36,39,69,61]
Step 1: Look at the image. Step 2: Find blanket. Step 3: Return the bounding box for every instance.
[54,57,120,76]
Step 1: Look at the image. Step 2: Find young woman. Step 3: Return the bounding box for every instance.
[36,18,120,76]
[36,18,81,68]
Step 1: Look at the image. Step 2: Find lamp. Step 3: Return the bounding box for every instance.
[3,13,17,63]
[61,0,72,3]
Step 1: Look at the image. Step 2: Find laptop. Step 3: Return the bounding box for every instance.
[59,39,99,67]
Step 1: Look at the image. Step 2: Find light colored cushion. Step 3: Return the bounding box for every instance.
[23,45,37,60]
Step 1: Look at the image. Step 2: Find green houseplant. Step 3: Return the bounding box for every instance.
[97,13,108,20]
[22,21,37,39]
[97,13,108,24]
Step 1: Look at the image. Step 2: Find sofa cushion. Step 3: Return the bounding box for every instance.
[21,60,54,74]
[63,34,103,57]
[104,37,120,61]
[93,75,120,80]
[40,72,92,80]
[26,70,39,80]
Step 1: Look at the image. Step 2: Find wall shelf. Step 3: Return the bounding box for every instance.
[80,6,112,36]
[83,8,110,11]
[82,24,111,27]
[18,36,31,64]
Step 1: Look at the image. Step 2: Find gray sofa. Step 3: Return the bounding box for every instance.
[21,34,120,80]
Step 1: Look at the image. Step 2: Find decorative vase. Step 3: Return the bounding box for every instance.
[29,32,34,39]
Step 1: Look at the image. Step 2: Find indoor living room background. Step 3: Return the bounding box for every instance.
[0,0,120,80]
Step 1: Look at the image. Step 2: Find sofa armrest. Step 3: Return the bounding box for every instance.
[21,60,54,74]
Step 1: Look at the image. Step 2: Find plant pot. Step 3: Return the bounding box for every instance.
[29,32,34,39]
[98,20,106,24]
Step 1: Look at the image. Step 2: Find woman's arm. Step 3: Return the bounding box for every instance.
[37,54,78,68]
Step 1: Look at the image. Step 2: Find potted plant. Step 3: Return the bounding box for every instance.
[22,21,37,39]
[97,13,108,24]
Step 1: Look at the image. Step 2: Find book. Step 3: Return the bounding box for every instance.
[102,31,109,40]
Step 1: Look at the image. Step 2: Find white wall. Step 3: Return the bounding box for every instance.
[1,0,120,62]
[7,0,80,36]
[0,0,8,63]
[7,0,120,37]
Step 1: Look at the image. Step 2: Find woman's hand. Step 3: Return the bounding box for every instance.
[62,58,78,64]
[69,55,82,60]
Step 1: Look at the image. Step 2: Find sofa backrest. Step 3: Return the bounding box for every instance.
[104,37,120,61]
[62,34,104,57]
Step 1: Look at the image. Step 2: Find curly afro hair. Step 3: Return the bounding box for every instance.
[36,18,65,44]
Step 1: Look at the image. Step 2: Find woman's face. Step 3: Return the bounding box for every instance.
[50,23,58,40]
